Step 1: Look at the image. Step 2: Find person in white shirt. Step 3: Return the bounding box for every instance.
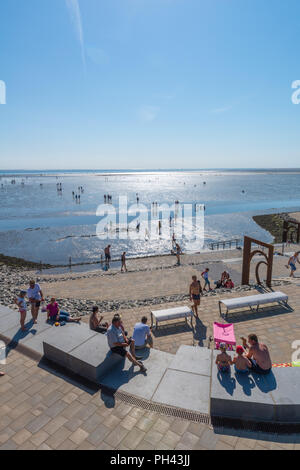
[15,290,28,332]
[132,317,153,350]
[27,280,44,324]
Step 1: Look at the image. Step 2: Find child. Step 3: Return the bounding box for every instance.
[232,345,251,373]
[15,290,28,332]
[201,268,212,291]
[216,344,232,373]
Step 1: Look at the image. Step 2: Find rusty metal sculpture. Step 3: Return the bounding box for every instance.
[242,236,274,288]
[282,220,300,244]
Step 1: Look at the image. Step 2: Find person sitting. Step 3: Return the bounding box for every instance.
[232,345,251,373]
[46,298,81,324]
[132,316,153,350]
[107,315,147,373]
[224,278,234,289]
[241,334,272,375]
[216,344,232,373]
[221,271,230,286]
[89,306,109,333]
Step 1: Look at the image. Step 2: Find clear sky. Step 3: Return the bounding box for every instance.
[0,0,300,170]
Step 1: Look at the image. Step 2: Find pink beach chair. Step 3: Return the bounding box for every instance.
[213,322,236,351]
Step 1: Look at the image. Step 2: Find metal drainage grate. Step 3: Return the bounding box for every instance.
[112,389,211,424]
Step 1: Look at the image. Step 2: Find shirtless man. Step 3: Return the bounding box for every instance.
[104,245,111,266]
[189,275,202,317]
[241,334,272,375]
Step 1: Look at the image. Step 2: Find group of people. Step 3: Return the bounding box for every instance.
[14,280,81,332]
[189,271,234,317]
[216,334,272,375]
[89,308,153,374]
[104,195,113,204]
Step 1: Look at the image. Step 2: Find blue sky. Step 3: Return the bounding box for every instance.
[0,0,300,170]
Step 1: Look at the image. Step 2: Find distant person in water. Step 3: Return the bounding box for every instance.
[27,280,44,324]
[15,290,28,332]
[189,276,202,317]
[121,252,128,272]
[287,252,300,278]
[89,306,108,333]
[104,245,111,265]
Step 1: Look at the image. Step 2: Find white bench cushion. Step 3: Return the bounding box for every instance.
[220,292,288,311]
[151,306,192,322]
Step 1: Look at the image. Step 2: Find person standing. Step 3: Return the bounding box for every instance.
[288,252,300,278]
[121,252,128,272]
[175,243,182,266]
[189,276,202,317]
[27,280,44,324]
[104,245,111,266]
[15,290,28,331]
[201,268,212,291]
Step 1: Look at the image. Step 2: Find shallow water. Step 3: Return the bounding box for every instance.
[0,169,300,265]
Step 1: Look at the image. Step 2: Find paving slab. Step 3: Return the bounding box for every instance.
[100,349,174,400]
[270,368,300,423]
[68,334,123,382]
[43,323,98,369]
[168,345,212,377]
[152,369,210,414]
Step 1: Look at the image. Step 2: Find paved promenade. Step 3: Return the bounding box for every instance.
[1,350,299,450]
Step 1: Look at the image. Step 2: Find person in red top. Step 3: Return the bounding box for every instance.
[224,278,234,289]
[46,298,81,324]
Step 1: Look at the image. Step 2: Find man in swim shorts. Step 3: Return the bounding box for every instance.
[189,275,203,317]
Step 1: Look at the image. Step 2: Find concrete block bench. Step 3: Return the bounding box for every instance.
[211,351,300,423]
[151,306,193,330]
[219,291,289,318]
[43,324,123,383]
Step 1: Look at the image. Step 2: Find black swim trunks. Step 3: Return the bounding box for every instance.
[111,347,127,358]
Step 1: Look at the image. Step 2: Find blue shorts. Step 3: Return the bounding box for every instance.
[234,366,249,374]
[290,263,296,272]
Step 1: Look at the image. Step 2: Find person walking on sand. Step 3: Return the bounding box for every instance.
[121,252,128,272]
[15,290,28,332]
[287,252,300,278]
[27,280,44,324]
[104,245,111,266]
[201,268,212,291]
[175,243,182,265]
[189,276,203,317]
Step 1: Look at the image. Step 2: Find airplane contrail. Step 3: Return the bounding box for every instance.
[65,0,86,69]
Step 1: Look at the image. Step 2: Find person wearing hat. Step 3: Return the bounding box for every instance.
[15,290,28,332]
[232,346,251,373]
[215,343,233,373]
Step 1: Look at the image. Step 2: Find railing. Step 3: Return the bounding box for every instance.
[209,239,241,251]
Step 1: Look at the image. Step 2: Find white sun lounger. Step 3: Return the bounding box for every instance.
[219,291,289,318]
[151,306,193,330]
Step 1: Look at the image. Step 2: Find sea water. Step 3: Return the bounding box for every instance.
[0,169,300,265]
